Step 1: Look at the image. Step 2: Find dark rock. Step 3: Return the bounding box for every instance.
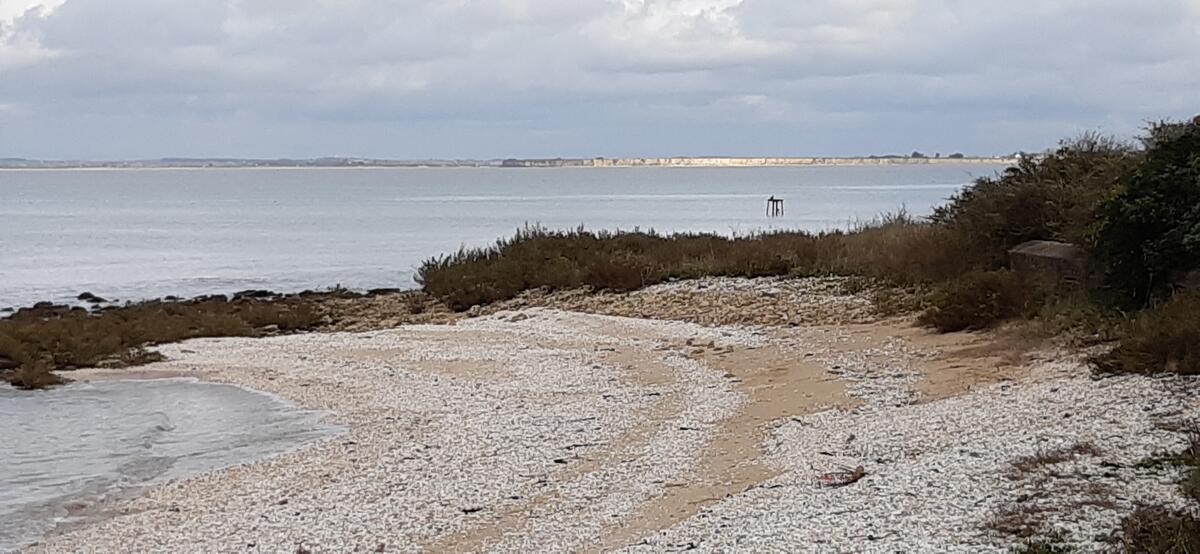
[0,356,19,371]
[192,294,229,303]
[367,288,403,296]
[233,289,277,300]
[77,292,107,303]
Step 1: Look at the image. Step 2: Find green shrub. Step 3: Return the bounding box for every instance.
[1096,116,1200,305]
[931,133,1137,267]
[1092,293,1200,375]
[918,270,1039,332]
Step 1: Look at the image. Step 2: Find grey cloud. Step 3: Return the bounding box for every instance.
[0,0,1197,159]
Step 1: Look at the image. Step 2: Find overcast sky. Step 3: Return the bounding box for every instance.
[1,0,1197,159]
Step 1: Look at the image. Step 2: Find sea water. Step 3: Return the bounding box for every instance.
[0,378,340,552]
[0,165,1007,308]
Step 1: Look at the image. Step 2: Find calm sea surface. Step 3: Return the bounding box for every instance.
[0,165,1007,308]
[0,379,340,552]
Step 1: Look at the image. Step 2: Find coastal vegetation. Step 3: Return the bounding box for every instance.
[416,211,967,312]
[417,116,1200,549]
[5,115,1196,393]
[423,116,1200,550]
[0,296,324,389]
[2,115,1198,551]
[419,116,1200,374]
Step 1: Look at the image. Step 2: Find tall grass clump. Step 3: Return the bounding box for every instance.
[837,210,976,284]
[1092,293,1200,376]
[417,225,849,310]
[917,270,1040,332]
[417,212,1002,311]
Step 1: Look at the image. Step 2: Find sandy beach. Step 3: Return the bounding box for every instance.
[24,278,1200,552]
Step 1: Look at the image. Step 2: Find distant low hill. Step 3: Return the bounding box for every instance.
[0,155,1017,169]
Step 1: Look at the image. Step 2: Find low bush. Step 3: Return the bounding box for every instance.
[931,133,1137,267]
[1120,506,1200,554]
[417,225,852,310]
[0,298,322,388]
[417,216,984,311]
[1096,117,1200,305]
[918,270,1039,332]
[837,211,976,284]
[1092,293,1200,375]
[1027,293,1118,343]
[4,360,65,390]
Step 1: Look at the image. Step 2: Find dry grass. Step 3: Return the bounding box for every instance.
[918,270,1041,332]
[1116,428,1200,552]
[1137,429,1200,502]
[1013,538,1073,554]
[418,214,982,311]
[1008,443,1103,478]
[837,216,975,284]
[418,225,838,310]
[989,443,1117,548]
[1120,506,1200,554]
[404,292,430,314]
[1,297,323,389]
[1093,293,1200,376]
[988,504,1060,539]
[4,360,66,390]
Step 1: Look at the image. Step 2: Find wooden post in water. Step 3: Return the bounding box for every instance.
[766,196,784,217]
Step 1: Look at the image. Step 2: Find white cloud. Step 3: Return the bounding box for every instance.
[0,0,64,70]
[0,0,63,23]
[0,0,1197,158]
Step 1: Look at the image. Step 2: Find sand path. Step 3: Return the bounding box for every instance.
[25,297,1199,552]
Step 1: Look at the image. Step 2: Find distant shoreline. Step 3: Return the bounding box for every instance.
[0,156,1017,170]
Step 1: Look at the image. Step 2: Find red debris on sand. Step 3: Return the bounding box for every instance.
[817,465,866,487]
